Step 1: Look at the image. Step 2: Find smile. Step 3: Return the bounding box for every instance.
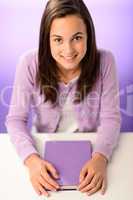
[62,54,77,61]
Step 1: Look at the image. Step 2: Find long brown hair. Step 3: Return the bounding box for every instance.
[37,0,100,105]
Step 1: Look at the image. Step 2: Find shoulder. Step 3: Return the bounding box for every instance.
[16,48,38,85]
[99,49,115,65]
[98,49,116,77]
[19,48,38,66]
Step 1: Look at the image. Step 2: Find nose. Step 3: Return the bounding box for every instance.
[63,42,75,56]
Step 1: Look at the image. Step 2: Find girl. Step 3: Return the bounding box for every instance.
[6,0,121,197]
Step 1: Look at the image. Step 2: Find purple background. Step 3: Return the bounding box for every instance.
[0,1,133,133]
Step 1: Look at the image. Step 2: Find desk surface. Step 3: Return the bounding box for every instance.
[0,132,133,200]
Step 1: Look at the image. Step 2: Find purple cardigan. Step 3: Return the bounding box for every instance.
[5,49,121,162]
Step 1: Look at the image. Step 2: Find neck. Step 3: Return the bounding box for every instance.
[58,67,81,84]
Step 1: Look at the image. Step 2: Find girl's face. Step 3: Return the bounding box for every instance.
[50,15,87,74]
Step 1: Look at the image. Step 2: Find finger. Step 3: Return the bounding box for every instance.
[32,182,42,196]
[78,172,94,190]
[79,166,87,183]
[38,175,57,191]
[41,168,59,189]
[87,179,102,196]
[38,183,50,197]
[45,161,59,179]
[80,174,101,193]
[101,176,107,195]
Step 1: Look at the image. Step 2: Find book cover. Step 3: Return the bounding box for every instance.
[43,140,92,190]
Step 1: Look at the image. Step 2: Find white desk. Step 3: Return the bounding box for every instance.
[0,133,133,200]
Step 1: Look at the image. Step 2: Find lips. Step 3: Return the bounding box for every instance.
[62,54,77,61]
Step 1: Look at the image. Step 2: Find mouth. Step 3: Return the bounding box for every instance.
[61,54,78,62]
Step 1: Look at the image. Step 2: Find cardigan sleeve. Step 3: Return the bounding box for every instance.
[92,50,121,161]
[5,51,39,163]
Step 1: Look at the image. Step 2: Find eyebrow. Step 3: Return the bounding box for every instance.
[51,32,84,38]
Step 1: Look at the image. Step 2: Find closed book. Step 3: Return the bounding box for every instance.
[44,140,92,190]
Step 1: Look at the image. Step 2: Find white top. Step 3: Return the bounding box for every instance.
[56,76,79,133]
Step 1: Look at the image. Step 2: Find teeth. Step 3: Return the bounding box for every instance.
[64,55,77,60]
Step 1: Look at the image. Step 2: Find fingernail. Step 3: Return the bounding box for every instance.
[56,185,60,189]
[54,174,58,179]
[45,193,50,197]
[79,177,83,183]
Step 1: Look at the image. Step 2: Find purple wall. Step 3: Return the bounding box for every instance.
[0,1,133,133]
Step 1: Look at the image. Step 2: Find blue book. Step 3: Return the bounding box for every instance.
[43,140,92,190]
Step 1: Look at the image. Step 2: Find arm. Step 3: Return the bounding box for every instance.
[5,52,60,196]
[78,51,120,195]
[92,50,121,161]
[5,51,39,163]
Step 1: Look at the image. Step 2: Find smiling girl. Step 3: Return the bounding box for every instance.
[6,0,121,197]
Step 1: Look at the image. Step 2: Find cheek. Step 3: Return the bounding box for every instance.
[77,42,87,55]
[50,43,59,58]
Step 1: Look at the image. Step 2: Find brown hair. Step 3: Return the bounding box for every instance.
[37,0,100,105]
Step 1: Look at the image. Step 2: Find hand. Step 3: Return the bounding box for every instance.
[24,154,60,197]
[77,152,108,196]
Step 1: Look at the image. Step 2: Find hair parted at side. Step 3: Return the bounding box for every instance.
[37,0,100,105]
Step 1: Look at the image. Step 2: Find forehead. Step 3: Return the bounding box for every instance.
[50,15,87,36]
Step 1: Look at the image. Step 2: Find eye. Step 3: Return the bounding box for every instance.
[54,38,62,44]
[74,36,82,41]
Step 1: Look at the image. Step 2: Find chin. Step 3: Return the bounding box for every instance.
[61,64,78,71]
